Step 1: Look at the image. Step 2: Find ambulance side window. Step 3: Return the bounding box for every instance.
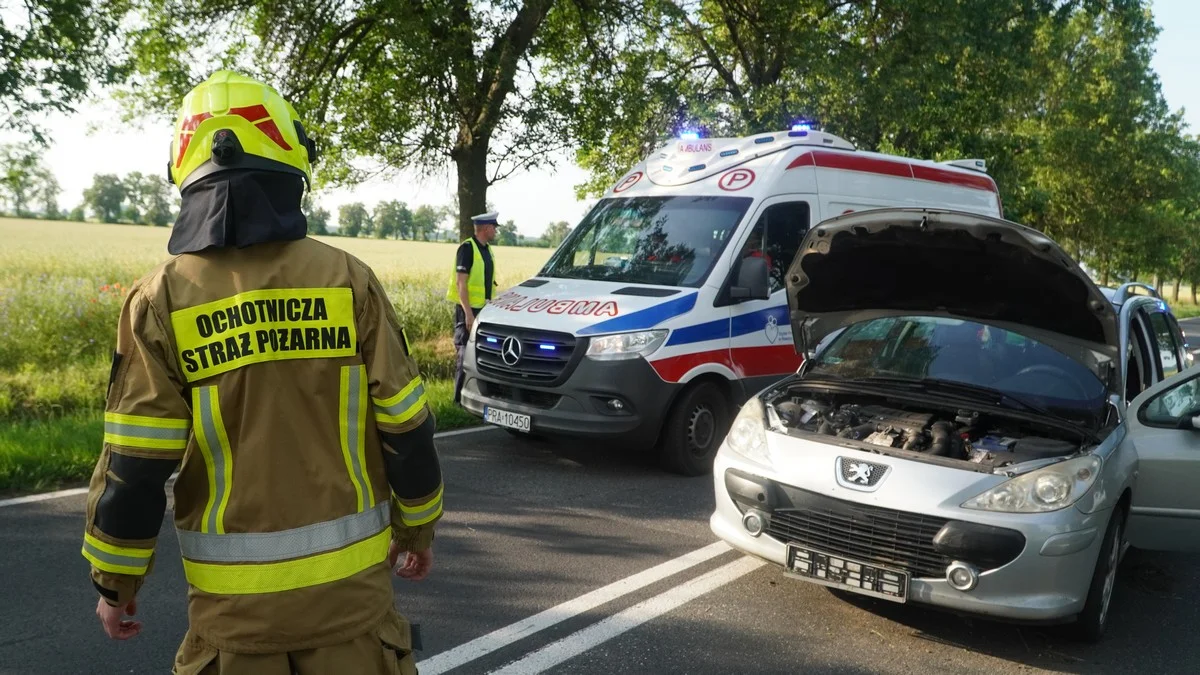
[740,202,810,294]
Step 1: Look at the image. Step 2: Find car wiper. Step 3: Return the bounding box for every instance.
[818,375,1053,416]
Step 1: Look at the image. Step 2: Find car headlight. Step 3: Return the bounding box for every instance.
[585,330,668,361]
[726,397,771,466]
[962,455,1102,513]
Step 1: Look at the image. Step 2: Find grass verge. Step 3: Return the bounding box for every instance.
[0,379,480,497]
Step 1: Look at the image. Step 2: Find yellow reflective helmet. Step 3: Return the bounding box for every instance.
[167,70,318,191]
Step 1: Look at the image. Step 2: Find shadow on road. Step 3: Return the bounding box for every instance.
[813,547,1199,674]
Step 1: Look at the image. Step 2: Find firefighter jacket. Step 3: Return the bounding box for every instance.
[81,235,444,653]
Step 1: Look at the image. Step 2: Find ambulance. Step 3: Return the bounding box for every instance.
[459,125,1004,475]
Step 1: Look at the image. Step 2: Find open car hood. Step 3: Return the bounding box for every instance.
[786,208,1120,380]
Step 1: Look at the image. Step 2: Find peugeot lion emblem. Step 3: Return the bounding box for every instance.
[836,457,889,491]
[501,336,523,366]
[847,462,873,484]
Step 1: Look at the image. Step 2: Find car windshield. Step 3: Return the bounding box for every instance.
[807,316,1108,427]
[539,196,753,287]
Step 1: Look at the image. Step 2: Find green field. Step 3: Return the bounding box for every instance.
[0,218,552,494]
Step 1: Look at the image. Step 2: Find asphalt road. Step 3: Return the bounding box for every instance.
[2,425,1198,675]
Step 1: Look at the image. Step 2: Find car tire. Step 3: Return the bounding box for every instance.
[658,382,730,477]
[1067,505,1127,643]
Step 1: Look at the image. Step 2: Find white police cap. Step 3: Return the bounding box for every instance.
[471,212,499,226]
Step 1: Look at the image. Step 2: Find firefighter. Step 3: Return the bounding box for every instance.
[446,212,498,404]
[81,70,443,675]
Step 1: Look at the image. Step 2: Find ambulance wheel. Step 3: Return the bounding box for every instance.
[659,382,729,477]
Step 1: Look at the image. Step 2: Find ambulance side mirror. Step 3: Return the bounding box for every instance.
[730,257,770,301]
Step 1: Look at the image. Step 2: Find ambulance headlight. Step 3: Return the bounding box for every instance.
[585,330,668,361]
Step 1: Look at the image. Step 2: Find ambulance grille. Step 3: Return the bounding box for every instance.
[475,324,579,384]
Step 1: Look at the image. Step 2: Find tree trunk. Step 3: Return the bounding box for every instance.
[1193,283,1198,306]
[1174,278,1181,303]
[453,141,490,242]
[1155,276,1164,295]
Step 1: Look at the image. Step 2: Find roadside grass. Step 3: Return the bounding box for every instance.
[0,217,547,495]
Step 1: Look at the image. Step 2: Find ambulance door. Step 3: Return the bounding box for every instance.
[718,197,812,396]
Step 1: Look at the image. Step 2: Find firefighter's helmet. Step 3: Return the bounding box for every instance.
[167,70,318,191]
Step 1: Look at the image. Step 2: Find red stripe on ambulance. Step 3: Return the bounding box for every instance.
[786,150,998,194]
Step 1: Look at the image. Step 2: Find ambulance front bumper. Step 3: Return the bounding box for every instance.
[460,351,679,444]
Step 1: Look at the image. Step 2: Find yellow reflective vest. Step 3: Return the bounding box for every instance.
[82,237,443,653]
[445,237,494,308]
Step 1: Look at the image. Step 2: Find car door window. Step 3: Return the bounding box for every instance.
[1127,315,1154,400]
[1148,310,1182,378]
[738,202,810,294]
[1140,376,1200,428]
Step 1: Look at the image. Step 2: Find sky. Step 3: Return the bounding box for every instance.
[3,0,1197,239]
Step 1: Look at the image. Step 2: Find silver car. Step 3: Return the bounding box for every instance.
[709,208,1200,642]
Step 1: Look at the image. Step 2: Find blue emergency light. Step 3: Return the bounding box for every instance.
[679,131,701,140]
[791,123,812,131]
[539,344,557,351]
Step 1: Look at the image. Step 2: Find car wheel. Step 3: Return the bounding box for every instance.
[1067,505,1126,643]
[659,382,730,477]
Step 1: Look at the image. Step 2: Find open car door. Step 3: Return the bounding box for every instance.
[1123,365,1200,552]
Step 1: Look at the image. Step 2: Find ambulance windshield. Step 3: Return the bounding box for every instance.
[539,196,753,287]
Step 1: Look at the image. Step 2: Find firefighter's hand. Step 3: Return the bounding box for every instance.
[95,596,142,640]
[396,547,433,581]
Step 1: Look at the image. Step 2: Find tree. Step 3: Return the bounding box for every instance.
[411,205,444,242]
[0,144,42,217]
[0,1,130,140]
[373,200,412,240]
[119,0,633,240]
[555,0,1062,199]
[69,204,86,222]
[36,169,62,220]
[338,202,370,237]
[123,172,175,226]
[83,174,128,223]
[303,194,330,235]
[540,220,572,248]
[496,220,521,246]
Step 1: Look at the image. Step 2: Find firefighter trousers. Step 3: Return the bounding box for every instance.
[172,609,418,675]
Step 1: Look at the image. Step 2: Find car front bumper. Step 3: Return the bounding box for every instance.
[709,440,1115,623]
[461,343,681,444]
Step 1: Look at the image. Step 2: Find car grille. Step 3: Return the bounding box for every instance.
[480,382,562,409]
[475,323,579,384]
[765,486,952,579]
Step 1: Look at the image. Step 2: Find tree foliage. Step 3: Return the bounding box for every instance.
[116,0,632,240]
[0,143,56,217]
[338,202,371,237]
[540,220,572,247]
[0,0,131,140]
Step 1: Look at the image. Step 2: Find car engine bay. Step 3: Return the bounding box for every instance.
[766,388,1083,469]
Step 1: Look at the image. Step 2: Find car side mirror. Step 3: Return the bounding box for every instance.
[730,257,770,301]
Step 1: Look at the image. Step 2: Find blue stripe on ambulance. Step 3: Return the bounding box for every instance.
[578,292,699,336]
[663,304,791,347]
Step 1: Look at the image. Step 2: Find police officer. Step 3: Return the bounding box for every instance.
[447,212,498,404]
[81,70,442,674]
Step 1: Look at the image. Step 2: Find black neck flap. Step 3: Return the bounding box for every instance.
[168,170,308,256]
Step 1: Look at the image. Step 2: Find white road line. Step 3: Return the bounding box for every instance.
[0,487,90,508]
[488,555,766,674]
[417,541,733,675]
[0,425,495,508]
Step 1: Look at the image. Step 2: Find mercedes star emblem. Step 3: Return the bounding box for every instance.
[501,335,523,366]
